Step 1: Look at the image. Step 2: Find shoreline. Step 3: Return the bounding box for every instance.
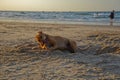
[0,19,120,27]
[0,19,120,26]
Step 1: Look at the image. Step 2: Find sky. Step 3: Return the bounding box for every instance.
[0,0,120,11]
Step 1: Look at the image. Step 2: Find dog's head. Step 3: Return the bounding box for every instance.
[35,31,48,49]
[35,31,46,42]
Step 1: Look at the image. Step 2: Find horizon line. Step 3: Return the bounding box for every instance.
[0,10,120,12]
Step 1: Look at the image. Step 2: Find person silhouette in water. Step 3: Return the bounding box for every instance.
[109,10,115,26]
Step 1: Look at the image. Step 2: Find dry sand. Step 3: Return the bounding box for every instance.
[0,21,120,80]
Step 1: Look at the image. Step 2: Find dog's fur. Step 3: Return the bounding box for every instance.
[35,31,77,53]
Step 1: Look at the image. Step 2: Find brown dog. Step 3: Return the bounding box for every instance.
[35,31,77,53]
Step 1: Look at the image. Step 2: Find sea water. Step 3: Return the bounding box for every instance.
[0,11,120,25]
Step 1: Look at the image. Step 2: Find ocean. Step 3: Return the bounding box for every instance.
[0,11,120,25]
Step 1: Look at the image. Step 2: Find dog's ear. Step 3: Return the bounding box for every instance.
[39,31,42,34]
[40,31,42,33]
[37,31,42,35]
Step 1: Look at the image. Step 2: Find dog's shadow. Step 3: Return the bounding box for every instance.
[10,41,83,60]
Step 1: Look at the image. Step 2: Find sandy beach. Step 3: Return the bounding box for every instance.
[0,21,120,80]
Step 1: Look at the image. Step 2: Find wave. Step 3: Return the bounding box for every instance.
[0,11,120,25]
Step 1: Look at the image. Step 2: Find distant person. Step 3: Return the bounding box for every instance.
[109,10,115,26]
